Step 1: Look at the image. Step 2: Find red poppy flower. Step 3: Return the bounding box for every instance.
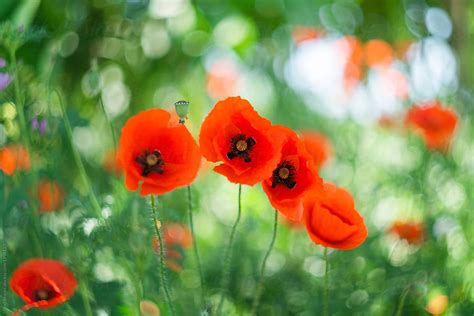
[262,126,322,221]
[118,108,201,195]
[10,259,77,315]
[0,144,30,175]
[389,221,425,245]
[300,131,332,169]
[199,97,283,185]
[303,182,367,250]
[152,223,193,272]
[405,102,458,151]
[37,180,64,213]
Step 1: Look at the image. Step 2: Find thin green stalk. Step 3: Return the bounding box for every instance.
[79,282,93,316]
[395,286,410,316]
[186,185,205,308]
[98,96,117,150]
[9,48,31,151]
[251,210,278,315]
[216,184,243,315]
[323,247,329,316]
[55,90,102,218]
[150,195,175,316]
[9,48,44,257]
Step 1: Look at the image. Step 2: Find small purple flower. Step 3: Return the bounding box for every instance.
[31,116,39,130]
[0,73,11,91]
[39,118,48,134]
[0,58,6,68]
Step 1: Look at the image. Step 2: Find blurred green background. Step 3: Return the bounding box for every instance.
[1,0,474,315]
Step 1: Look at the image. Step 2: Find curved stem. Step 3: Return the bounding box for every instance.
[56,90,102,218]
[150,195,175,316]
[186,186,205,308]
[251,210,278,315]
[323,247,329,316]
[395,286,410,316]
[216,184,242,315]
[98,96,117,150]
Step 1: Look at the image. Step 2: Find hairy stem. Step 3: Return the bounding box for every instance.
[216,184,242,315]
[251,210,278,315]
[150,195,175,316]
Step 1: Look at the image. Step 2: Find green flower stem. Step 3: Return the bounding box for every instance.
[217,184,242,315]
[150,195,175,316]
[186,185,205,308]
[98,96,117,150]
[395,286,410,316]
[251,209,278,315]
[9,48,31,151]
[323,247,329,316]
[9,48,45,257]
[79,281,93,316]
[56,90,102,218]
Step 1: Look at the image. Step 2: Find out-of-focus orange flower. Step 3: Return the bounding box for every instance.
[206,59,238,99]
[152,223,193,273]
[10,259,77,316]
[389,221,425,245]
[102,149,123,175]
[300,131,332,169]
[378,115,399,129]
[303,182,367,250]
[339,36,397,91]
[395,39,413,60]
[117,108,201,196]
[405,102,458,152]
[0,144,30,175]
[292,26,324,45]
[364,39,394,67]
[140,300,161,316]
[262,126,322,221]
[37,180,64,213]
[338,36,364,91]
[426,295,448,315]
[199,97,284,185]
[163,223,193,248]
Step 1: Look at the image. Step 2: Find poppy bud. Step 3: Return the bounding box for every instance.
[174,100,189,124]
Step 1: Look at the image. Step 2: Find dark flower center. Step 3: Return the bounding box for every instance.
[136,149,164,176]
[272,161,296,189]
[34,289,54,301]
[227,134,256,163]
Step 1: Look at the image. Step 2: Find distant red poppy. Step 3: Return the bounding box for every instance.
[364,39,394,67]
[0,144,30,175]
[262,126,322,221]
[152,223,193,272]
[102,149,123,175]
[303,182,367,250]
[118,109,201,195]
[389,221,425,245]
[37,180,64,212]
[10,259,77,315]
[405,102,458,151]
[300,131,332,169]
[206,59,238,99]
[199,97,283,185]
[292,26,324,45]
[338,36,363,91]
